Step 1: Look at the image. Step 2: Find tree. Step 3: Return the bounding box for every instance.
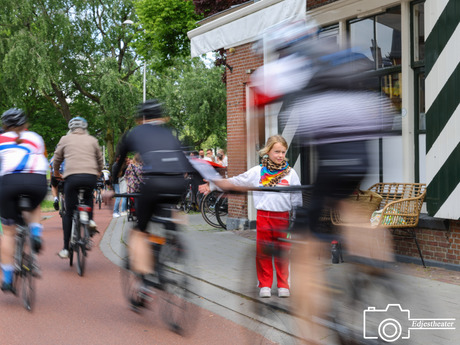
[133,0,202,70]
[193,0,248,17]
[149,57,227,149]
[0,0,142,164]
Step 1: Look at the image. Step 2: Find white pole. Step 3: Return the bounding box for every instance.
[143,61,146,102]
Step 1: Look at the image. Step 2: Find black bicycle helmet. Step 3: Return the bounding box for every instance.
[137,99,163,120]
[1,108,27,128]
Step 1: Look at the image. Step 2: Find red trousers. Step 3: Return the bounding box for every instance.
[256,210,291,289]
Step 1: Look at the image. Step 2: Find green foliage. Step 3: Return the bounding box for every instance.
[149,57,227,149]
[0,0,227,164]
[0,0,141,165]
[134,0,202,70]
[193,0,247,17]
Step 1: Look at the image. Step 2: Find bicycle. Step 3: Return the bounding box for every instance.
[95,180,104,210]
[119,197,197,335]
[10,195,40,311]
[200,190,227,228]
[215,193,228,229]
[176,175,202,213]
[176,176,193,213]
[57,179,65,218]
[68,187,93,276]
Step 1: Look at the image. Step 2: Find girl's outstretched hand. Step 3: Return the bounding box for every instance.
[199,181,211,195]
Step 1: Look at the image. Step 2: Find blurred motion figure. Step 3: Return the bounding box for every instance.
[251,17,397,343]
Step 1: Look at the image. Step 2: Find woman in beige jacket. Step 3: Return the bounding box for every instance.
[53,117,103,259]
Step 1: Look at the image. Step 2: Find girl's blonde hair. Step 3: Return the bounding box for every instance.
[259,135,288,157]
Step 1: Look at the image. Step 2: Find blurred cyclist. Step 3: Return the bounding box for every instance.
[112,99,192,276]
[0,108,48,292]
[53,117,103,259]
[49,154,65,210]
[251,18,396,343]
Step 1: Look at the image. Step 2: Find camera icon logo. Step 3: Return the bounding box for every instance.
[363,303,456,342]
[363,304,411,342]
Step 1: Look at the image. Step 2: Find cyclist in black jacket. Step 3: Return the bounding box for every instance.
[112,100,193,273]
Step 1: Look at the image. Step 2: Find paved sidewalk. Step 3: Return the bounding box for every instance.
[100,212,460,345]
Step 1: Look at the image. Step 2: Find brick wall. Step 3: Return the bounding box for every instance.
[307,0,340,10]
[225,43,263,225]
[380,221,460,266]
[395,220,460,265]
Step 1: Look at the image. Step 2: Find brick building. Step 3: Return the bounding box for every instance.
[188,0,460,268]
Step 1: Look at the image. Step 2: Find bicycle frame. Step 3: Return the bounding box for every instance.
[69,188,92,276]
[119,198,196,335]
[11,196,37,311]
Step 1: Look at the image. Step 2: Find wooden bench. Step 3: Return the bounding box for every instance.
[331,182,427,267]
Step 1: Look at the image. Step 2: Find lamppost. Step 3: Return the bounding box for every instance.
[123,20,146,102]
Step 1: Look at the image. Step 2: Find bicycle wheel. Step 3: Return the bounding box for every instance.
[97,190,102,209]
[158,232,197,335]
[194,191,203,211]
[120,247,146,313]
[69,248,74,267]
[215,193,228,229]
[200,191,221,228]
[75,222,87,277]
[20,236,36,311]
[183,190,192,214]
[58,191,65,218]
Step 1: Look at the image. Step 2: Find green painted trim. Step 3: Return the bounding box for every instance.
[425,0,460,75]
[414,68,425,182]
[427,141,460,216]
[425,62,460,152]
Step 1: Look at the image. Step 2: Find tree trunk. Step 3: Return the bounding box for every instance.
[105,127,115,168]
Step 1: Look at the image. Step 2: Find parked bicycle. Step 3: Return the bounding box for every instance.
[200,191,228,229]
[68,187,93,276]
[176,174,202,213]
[10,195,40,311]
[119,196,197,335]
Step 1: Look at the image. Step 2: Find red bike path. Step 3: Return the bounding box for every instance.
[0,202,275,345]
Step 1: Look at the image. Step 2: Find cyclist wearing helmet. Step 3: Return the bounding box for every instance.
[251,18,397,343]
[112,99,193,275]
[0,108,48,292]
[53,116,103,259]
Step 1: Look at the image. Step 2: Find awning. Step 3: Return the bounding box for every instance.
[188,0,306,57]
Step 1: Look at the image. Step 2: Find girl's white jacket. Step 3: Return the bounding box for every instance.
[228,165,302,212]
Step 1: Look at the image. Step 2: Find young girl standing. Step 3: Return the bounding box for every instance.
[200,135,302,298]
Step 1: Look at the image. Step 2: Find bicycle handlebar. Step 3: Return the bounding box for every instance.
[113,185,312,199]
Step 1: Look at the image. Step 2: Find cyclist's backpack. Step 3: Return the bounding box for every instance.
[305,48,379,93]
[141,150,194,175]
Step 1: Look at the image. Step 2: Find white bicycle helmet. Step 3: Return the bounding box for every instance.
[253,17,320,57]
[1,108,27,128]
[68,116,88,130]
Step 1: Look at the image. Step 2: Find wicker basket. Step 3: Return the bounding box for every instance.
[331,190,383,225]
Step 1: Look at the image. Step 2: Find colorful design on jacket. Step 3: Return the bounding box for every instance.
[0,133,45,174]
[260,163,290,187]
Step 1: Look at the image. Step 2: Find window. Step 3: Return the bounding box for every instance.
[349,6,401,70]
[319,24,339,47]
[348,6,402,131]
[412,1,425,64]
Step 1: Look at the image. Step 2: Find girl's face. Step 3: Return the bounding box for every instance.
[268,142,287,164]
